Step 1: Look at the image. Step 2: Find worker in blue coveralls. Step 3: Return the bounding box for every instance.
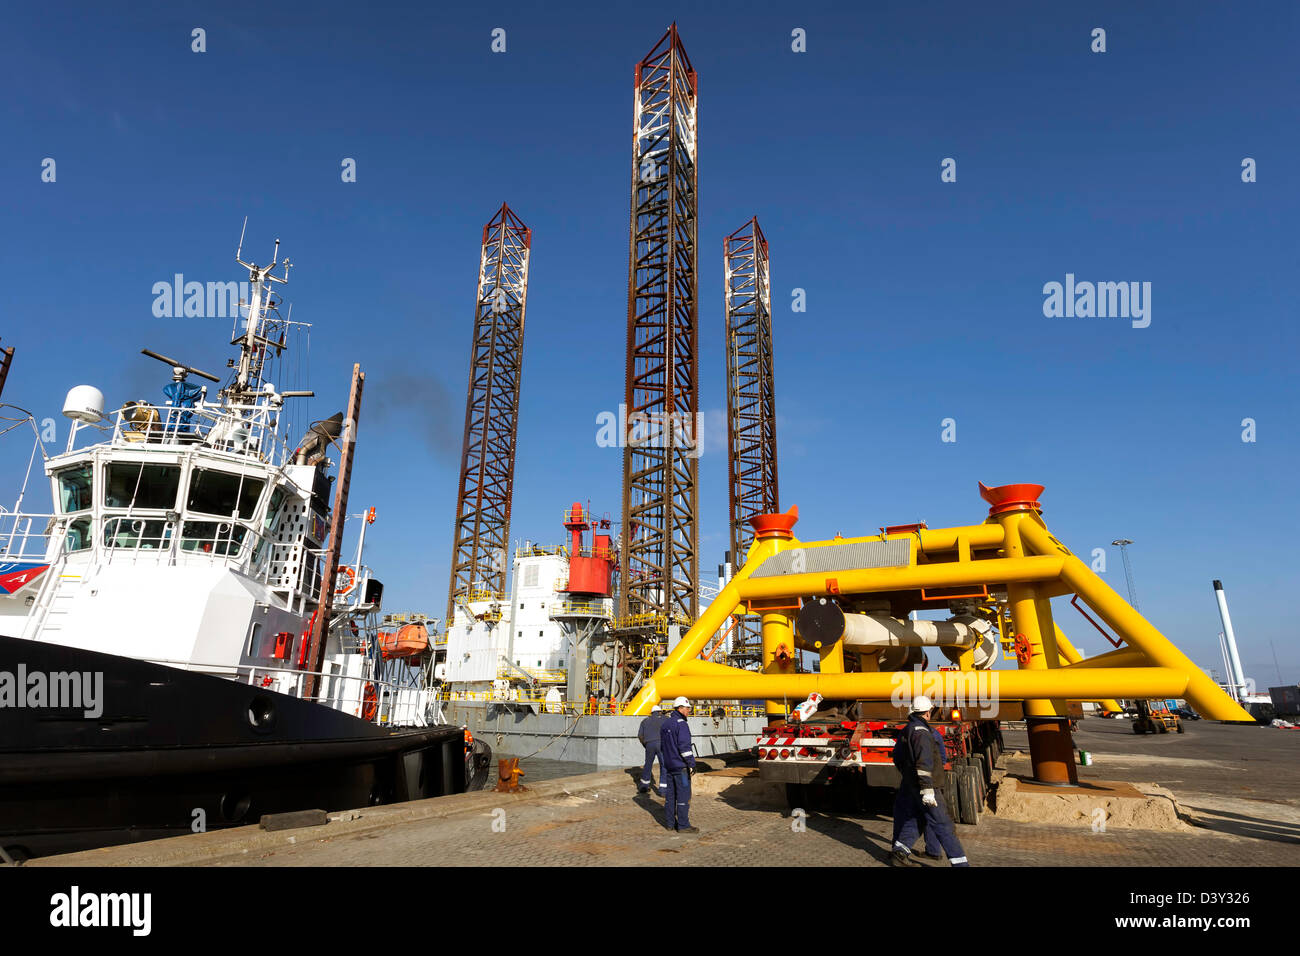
[659,696,699,833]
[889,695,970,867]
[918,722,951,859]
[637,703,669,796]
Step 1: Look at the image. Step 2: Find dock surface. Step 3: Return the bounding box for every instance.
[31,720,1299,867]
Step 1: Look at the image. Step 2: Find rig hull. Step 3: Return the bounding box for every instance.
[443,698,764,767]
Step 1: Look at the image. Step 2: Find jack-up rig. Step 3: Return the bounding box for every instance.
[432,24,1244,778]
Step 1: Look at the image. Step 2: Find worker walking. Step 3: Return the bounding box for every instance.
[659,696,698,833]
[637,704,669,796]
[889,695,969,867]
[918,724,949,859]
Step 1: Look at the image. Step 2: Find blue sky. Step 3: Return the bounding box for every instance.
[2,1,1296,686]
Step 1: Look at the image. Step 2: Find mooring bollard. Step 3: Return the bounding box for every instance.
[495,757,527,793]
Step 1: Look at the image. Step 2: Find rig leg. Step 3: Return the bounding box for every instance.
[1026,716,1078,785]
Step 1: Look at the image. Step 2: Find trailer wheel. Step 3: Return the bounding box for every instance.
[785,783,809,812]
[954,766,981,824]
[960,758,986,806]
[942,781,959,823]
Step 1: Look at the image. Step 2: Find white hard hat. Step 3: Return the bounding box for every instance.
[650,704,662,712]
[672,696,691,709]
[910,695,934,713]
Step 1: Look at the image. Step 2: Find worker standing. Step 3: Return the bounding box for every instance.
[637,704,669,796]
[889,695,969,867]
[659,696,699,833]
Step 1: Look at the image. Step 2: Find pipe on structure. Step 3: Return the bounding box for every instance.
[735,554,1065,602]
[1213,580,1248,700]
[657,667,1191,702]
[798,598,997,668]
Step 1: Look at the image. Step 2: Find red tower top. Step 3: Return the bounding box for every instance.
[750,504,799,541]
[978,482,1045,516]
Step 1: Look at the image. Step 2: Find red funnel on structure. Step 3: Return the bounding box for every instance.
[978,482,1045,516]
[750,504,799,540]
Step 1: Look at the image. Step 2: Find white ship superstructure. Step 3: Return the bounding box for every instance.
[1,234,434,727]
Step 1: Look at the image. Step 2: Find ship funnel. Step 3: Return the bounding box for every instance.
[295,411,343,465]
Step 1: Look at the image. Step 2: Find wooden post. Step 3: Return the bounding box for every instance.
[303,363,365,704]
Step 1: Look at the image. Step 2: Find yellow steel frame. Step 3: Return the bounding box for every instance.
[623,491,1251,723]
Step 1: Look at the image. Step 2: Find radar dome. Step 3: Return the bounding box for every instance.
[62,385,105,423]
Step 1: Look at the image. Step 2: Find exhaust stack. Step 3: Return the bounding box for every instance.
[1212,580,1248,700]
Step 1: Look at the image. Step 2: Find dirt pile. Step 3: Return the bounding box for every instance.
[992,776,1192,831]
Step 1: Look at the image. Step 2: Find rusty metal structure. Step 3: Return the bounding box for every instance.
[446,203,531,623]
[724,217,778,666]
[619,24,700,628]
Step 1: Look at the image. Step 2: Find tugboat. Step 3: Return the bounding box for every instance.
[0,232,485,859]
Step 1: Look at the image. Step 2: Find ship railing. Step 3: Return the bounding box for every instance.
[244,660,426,726]
[0,509,55,562]
[567,546,614,559]
[497,664,567,684]
[548,598,613,619]
[515,543,568,559]
[609,611,693,633]
[89,516,300,587]
[137,653,433,727]
[440,688,766,719]
[561,507,614,530]
[103,400,294,467]
[442,688,591,714]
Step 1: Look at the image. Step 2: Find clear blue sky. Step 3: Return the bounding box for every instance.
[3,1,1296,686]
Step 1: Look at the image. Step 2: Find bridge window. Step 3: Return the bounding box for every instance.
[188,468,264,520]
[55,464,93,513]
[105,463,180,510]
[65,517,91,552]
[104,517,172,549]
[181,520,247,556]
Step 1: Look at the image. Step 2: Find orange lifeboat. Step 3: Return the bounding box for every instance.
[379,622,430,659]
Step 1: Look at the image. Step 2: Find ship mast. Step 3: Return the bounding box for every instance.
[233,219,293,400]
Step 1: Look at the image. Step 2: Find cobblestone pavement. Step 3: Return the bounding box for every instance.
[37,718,1294,867]
[193,782,1294,868]
[182,721,1297,867]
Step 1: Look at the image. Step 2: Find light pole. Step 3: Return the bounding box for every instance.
[1111,539,1138,610]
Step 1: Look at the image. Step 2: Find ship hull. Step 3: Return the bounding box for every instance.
[0,635,467,859]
